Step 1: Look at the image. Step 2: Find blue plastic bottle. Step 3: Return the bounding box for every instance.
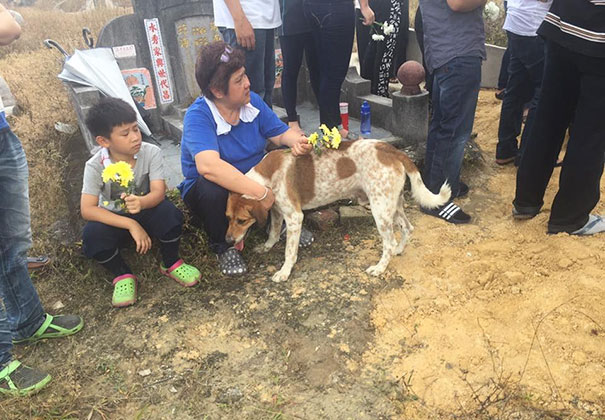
[360,100,371,136]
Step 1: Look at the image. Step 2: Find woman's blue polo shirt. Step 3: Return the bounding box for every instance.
[178,92,288,198]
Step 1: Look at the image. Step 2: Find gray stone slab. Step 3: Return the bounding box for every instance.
[339,205,373,226]
[156,137,183,189]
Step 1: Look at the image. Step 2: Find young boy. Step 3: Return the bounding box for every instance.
[81,97,201,308]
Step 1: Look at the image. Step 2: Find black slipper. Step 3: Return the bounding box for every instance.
[279,224,315,248]
[218,248,247,276]
[421,201,471,224]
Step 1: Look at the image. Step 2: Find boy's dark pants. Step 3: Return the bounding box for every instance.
[82,199,183,262]
[514,40,605,233]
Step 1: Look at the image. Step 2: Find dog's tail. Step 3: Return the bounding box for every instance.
[398,153,451,209]
[407,171,451,209]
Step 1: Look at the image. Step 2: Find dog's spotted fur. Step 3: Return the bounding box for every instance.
[226,140,451,282]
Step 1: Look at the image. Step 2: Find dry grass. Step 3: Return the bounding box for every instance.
[1,6,130,58]
[0,6,129,254]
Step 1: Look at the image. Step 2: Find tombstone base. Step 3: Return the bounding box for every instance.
[391,90,429,149]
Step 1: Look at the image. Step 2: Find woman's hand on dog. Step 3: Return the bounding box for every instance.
[291,133,312,156]
[259,187,275,212]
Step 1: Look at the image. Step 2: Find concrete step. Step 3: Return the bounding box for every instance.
[162,113,183,140]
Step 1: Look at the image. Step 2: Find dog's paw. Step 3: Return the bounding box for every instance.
[365,264,386,277]
[272,269,290,283]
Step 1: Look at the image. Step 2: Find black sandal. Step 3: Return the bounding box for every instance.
[280,224,315,248]
[421,201,471,224]
[218,248,247,276]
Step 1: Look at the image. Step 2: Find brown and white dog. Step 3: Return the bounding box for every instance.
[226,140,450,282]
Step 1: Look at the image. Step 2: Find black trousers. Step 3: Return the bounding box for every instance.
[82,199,183,258]
[514,40,605,233]
[496,31,545,161]
[303,0,355,128]
[280,31,320,122]
[183,176,230,254]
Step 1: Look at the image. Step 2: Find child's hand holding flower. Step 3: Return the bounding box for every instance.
[122,193,143,214]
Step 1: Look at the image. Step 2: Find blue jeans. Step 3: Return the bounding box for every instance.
[303,0,355,127]
[220,28,275,108]
[0,128,45,367]
[423,56,482,196]
[496,31,545,161]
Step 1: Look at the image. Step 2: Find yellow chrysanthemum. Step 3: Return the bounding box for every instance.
[322,135,330,148]
[102,161,134,188]
[330,127,342,149]
[332,132,342,149]
[319,124,330,136]
[308,132,319,146]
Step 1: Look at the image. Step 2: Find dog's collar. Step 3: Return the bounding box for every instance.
[204,97,259,136]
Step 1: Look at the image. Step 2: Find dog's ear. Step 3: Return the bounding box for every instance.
[250,202,269,228]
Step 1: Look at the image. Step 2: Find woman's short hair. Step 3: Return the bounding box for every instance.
[195,41,245,100]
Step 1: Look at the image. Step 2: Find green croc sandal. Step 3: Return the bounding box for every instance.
[0,360,51,396]
[112,274,137,308]
[13,313,83,345]
[160,259,200,287]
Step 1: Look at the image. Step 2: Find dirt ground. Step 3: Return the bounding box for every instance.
[3,90,604,420]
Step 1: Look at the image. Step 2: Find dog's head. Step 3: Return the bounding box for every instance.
[225,192,269,245]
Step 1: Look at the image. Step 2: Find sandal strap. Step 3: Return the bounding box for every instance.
[0,361,22,391]
[28,314,53,341]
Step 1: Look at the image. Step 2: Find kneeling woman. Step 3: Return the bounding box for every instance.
[179,41,313,275]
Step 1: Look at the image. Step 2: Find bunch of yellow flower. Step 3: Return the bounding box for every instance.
[307,124,342,155]
[101,161,135,210]
[102,161,134,188]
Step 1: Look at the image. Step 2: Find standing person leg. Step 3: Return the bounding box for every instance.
[496,32,532,165]
[513,40,578,218]
[305,1,355,129]
[303,31,321,102]
[420,56,481,223]
[280,33,307,127]
[391,0,409,79]
[516,35,546,165]
[547,52,605,234]
[262,29,276,108]
[0,128,82,395]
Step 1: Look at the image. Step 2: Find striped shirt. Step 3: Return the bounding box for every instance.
[538,0,605,58]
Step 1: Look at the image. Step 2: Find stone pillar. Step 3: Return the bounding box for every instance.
[390,61,428,149]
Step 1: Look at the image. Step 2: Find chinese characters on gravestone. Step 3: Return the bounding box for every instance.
[175,16,222,99]
[144,18,174,104]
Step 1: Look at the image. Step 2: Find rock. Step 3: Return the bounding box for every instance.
[216,387,243,404]
[138,369,151,377]
[558,258,573,269]
[54,122,78,135]
[169,386,178,393]
[571,350,587,365]
[339,205,373,226]
[306,208,339,231]
[52,301,65,310]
